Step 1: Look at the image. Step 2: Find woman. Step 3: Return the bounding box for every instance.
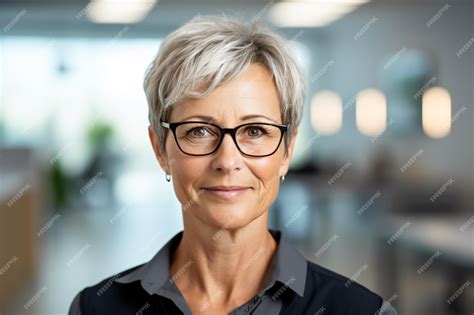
[69,15,397,315]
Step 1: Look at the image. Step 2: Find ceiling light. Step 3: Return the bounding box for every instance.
[356,88,387,136]
[269,0,370,27]
[87,0,158,24]
[422,87,451,138]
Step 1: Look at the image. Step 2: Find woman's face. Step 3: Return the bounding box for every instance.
[149,63,298,230]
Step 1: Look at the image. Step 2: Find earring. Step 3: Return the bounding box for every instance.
[165,173,171,182]
[280,175,285,183]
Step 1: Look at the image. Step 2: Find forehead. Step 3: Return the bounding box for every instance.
[169,63,282,124]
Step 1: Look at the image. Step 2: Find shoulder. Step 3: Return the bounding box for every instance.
[283,260,386,314]
[307,260,382,302]
[68,264,146,315]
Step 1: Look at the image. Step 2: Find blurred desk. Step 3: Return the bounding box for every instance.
[370,214,473,314]
[0,148,40,310]
[373,214,473,268]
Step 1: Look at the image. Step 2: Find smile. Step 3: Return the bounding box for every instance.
[201,187,250,200]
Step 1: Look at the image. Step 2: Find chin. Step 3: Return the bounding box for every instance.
[200,204,257,230]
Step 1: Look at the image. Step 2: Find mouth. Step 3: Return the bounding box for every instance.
[201,186,251,200]
[202,186,250,191]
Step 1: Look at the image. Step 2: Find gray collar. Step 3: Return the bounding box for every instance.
[115,229,307,298]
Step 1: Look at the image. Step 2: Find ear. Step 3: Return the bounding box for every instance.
[148,126,171,174]
[279,127,298,177]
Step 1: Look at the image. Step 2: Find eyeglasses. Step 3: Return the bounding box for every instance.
[160,120,288,157]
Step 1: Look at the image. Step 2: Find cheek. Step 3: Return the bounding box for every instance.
[249,159,281,217]
[167,152,207,202]
[167,140,200,175]
[252,156,283,185]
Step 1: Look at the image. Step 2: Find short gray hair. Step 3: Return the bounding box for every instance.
[144,15,305,155]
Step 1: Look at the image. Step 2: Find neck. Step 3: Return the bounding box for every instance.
[170,210,277,304]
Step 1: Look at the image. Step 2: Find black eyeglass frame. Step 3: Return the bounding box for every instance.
[160,120,288,157]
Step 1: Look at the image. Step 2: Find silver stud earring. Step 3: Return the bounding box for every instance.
[280,175,285,183]
[165,173,171,182]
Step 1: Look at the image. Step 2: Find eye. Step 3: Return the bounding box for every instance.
[189,127,209,137]
[245,126,267,137]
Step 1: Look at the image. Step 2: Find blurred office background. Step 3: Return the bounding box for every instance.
[0,0,472,314]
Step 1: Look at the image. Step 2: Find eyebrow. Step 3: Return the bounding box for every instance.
[181,115,279,124]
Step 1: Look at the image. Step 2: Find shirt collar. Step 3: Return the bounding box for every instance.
[115,229,307,298]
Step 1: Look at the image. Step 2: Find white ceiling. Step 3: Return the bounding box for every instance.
[0,0,470,37]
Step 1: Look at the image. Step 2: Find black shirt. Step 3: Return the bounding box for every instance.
[69,229,397,314]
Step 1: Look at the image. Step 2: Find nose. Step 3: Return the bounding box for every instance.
[210,132,243,173]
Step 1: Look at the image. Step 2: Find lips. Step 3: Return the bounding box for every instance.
[201,186,251,200]
[203,186,250,191]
